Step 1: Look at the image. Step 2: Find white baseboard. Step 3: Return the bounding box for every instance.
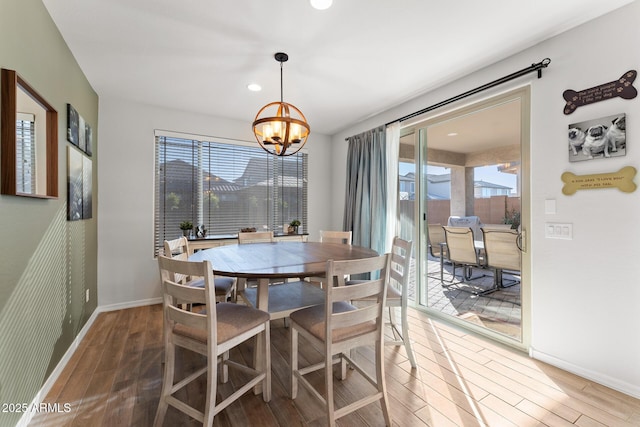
[98,296,162,312]
[16,308,100,427]
[530,348,640,399]
[16,297,162,427]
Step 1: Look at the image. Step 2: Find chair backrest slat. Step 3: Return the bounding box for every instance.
[333,278,385,302]
[332,304,380,330]
[166,304,207,330]
[164,279,206,304]
[157,255,216,340]
[389,237,412,296]
[164,236,191,257]
[163,237,194,283]
[324,254,390,335]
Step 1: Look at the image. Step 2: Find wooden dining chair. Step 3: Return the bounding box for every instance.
[154,255,271,426]
[238,231,274,244]
[307,230,353,288]
[347,237,417,368]
[163,237,236,303]
[290,254,392,427]
[237,230,280,290]
[481,227,521,288]
[237,231,325,324]
[319,230,352,245]
[442,226,489,293]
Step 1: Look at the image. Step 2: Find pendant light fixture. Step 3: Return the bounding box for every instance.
[252,52,310,156]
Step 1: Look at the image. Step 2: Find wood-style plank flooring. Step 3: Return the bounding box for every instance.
[29,304,640,426]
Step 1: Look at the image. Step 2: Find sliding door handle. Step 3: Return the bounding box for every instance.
[517,229,525,252]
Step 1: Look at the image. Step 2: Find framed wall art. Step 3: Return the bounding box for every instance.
[67,146,83,221]
[67,103,93,156]
[568,113,626,162]
[67,146,93,221]
[67,104,79,147]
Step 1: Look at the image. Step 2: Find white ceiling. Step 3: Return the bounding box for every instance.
[42,0,633,136]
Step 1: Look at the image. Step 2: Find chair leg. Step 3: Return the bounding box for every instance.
[262,323,272,402]
[388,306,400,341]
[221,351,229,383]
[325,347,336,427]
[337,354,347,380]
[376,338,392,426]
[290,327,299,399]
[204,343,218,426]
[153,343,175,427]
[400,305,417,369]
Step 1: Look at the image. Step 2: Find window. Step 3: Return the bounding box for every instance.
[16,113,36,194]
[154,133,308,255]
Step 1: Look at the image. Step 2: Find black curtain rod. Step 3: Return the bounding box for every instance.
[345,58,550,140]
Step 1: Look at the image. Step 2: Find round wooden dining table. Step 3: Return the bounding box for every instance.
[190,241,377,275]
[189,241,379,314]
[190,241,378,393]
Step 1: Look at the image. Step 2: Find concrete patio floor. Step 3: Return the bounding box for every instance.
[408,256,522,340]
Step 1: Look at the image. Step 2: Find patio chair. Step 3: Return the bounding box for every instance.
[442,226,492,295]
[481,227,521,289]
[427,224,446,259]
[447,215,483,241]
[427,224,447,279]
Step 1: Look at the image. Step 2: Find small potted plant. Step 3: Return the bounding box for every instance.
[179,220,193,237]
[288,219,301,234]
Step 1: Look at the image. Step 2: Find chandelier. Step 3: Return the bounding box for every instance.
[252,52,310,156]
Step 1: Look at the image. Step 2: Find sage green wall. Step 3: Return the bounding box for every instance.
[0,1,98,425]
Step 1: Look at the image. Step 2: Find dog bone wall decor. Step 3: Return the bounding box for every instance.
[563,70,637,115]
[561,166,637,195]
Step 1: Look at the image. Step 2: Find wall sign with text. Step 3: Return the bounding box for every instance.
[563,70,637,115]
[561,166,637,195]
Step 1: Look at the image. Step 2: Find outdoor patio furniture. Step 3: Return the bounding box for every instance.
[481,227,521,289]
[442,226,493,295]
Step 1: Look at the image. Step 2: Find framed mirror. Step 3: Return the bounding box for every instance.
[1,68,58,198]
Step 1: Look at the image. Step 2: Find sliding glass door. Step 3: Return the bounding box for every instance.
[402,88,530,348]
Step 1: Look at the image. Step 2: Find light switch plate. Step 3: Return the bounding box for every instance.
[544,199,556,215]
[545,222,572,239]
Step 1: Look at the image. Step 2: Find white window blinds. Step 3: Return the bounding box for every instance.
[154,134,308,255]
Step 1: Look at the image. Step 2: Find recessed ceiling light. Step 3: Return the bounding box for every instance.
[447,132,458,137]
[310,0,332,10]
[247,83,262,92]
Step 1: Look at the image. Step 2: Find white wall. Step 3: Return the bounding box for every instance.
[331,3,640,397]
[97,99,332,307]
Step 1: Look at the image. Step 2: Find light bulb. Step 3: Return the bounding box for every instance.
[310,0,332,10]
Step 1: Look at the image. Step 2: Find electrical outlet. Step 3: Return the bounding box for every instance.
[86,289,90,302]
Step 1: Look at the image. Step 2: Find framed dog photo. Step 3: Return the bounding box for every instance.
[568,113,626,162]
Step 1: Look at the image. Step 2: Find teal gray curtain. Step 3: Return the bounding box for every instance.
[343,126,387,254]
